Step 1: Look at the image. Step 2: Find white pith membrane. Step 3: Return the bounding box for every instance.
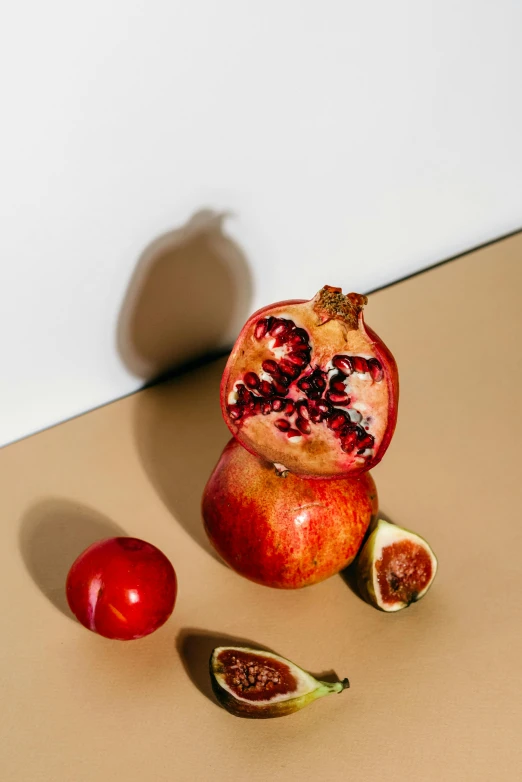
[370,520,438,612]
[212,647,318,705]
[224,293,391,477]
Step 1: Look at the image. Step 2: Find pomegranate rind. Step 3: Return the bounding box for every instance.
[355,519,438,612]
[202,438,378,589]
[220,289,399,478]
[210,646,349,719]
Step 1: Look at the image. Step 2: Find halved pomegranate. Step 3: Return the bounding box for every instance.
[221,286,399,478]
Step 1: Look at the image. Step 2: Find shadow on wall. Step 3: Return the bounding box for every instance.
[127,209,254,561]
[19,498,126,619]
[117,209,253,381]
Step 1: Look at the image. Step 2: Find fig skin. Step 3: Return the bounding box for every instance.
[202,438,378,589]
[210,646,349,719]
[355,518,438,612]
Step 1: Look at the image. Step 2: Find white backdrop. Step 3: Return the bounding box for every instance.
[1,1,521,447]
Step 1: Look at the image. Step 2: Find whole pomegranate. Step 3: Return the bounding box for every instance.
[66,537,177,640]
[221,285,398,478]
[202,439,378,589]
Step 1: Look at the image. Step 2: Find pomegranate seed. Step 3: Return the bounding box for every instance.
[228,405,243,420]
[272,379,289,396]
[308,401,320,421]
[367,358,383,382]
[270,318,293,338]
[285,351,310,368]
[340,431,358,453]
[330,375,346,393]
[271,398,285,412]
[290,327,308,342]
[262,401,272,415]
[351,356,368,374]
[279,360,301,378]
[296,417,311,435]
[297,377,321,399]
[296,400,310,420]
[332,355,353,375]
[321,410,332,422]
[276,371,291,386]
[288,332,308,347]
[306,369,326,399]
[251,400,263,415]
[316,401,332,414]
[236,385,253,405]
[310,412,322,423]
[262,359,278,375]
[328,411,348,430]
[357,434,375,452]
[326,391,351,406]
[355,424,373,443]
[254,319,269,340]
[259,381,275,397]
[284,400,295,415]
[274,419,290,432]
[244,372,260,389]
[286,428,302,439]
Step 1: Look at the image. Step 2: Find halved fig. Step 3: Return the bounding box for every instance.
[210,646,349,719]
[355,518,437,612]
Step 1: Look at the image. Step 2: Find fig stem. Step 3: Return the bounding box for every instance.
[322,677,350,696]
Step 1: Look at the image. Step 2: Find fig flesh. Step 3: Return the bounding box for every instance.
[210,646,349,719]
[355,518,437,612]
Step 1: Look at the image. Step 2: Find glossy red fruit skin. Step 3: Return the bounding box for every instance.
[220,290,399,479]
[66,538,177,640]
[202,439,378,589]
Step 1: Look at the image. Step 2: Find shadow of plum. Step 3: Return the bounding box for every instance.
[19,498,126,619]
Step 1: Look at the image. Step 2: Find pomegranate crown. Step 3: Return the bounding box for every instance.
[312,286,368,329]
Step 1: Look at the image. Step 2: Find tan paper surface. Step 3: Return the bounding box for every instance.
[1,234,521,781]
